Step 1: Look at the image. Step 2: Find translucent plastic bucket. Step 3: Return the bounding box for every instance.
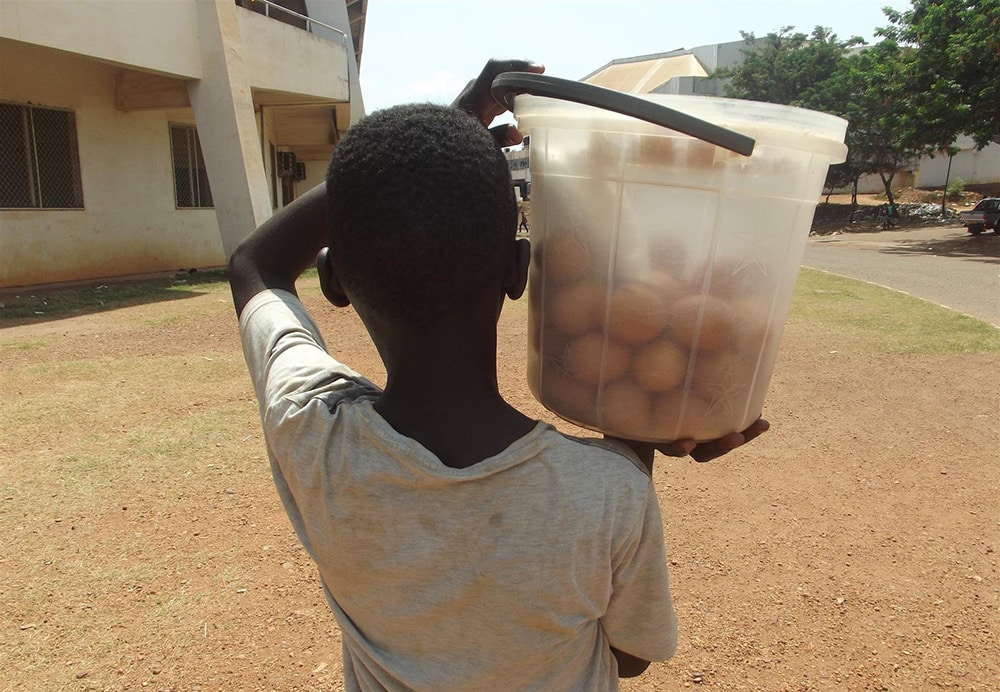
[513,91,848,442]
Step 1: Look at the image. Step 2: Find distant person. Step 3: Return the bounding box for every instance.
[228,59,768,689]
[881,202,897,229]
[519,207,530,233]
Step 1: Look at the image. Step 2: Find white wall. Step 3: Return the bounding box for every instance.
[258,109,279,211]
[0,44,225,288]
[850,137,998,196]
[300,161,328,197]
[916,137,1000,189]
[0,0,202,79]
[237,8,350,102]
[305,0,365,123]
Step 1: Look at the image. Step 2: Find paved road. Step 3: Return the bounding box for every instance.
[802,225,1000,327]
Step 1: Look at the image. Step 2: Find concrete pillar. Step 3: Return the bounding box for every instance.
[186,0,272,257]
[305,0,365,124]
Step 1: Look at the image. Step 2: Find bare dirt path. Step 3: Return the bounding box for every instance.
[2,274,997,691]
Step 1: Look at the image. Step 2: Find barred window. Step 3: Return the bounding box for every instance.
[169,124,213,209]
[0,102,84,209]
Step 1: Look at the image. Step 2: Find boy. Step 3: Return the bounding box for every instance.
[229,60,766,690]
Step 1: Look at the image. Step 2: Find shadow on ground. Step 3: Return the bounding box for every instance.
[0,269,230,326]
[811,214,1000,264]
[877,229,1000,263]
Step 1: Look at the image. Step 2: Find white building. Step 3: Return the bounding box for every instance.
[0,0,367,288]
[503,139,530,200]
[582,41,747,97]
[913,135,1000,192]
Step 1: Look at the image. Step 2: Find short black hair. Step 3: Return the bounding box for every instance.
[326,103,517,326]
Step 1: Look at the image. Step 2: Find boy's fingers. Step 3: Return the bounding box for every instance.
[690,433,746,463]
[741,418,770,443]
[655,439,698,457]
[453,58,544,125]
[490,124,522,147]
[689,418,769,463]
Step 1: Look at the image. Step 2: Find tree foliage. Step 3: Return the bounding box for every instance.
[878,0,1000,150]
[713,1,999,206]
[715,26,863,110]
[832,42,929,203]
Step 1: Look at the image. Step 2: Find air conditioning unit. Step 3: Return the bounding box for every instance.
[277,151,296,177]
[293,161,307,181]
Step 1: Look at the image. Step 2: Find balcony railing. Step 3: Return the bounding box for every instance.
[241,0,349,44]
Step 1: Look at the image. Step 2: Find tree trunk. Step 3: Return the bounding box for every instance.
[879,171,896,206]
[941,152,954,217]
[848,178,859,221]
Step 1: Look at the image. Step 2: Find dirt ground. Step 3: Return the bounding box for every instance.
[2,269,998,691]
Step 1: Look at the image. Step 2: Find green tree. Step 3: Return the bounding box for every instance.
[830,41,931,205]
[713,27,867,204]
[716,6,999,206]
[878,0,1000,150]
[715,26,863,110]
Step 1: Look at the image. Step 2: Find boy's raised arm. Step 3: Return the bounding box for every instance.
[228,182,329,317]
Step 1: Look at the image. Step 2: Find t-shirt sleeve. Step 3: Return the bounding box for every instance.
[238,289,379,414]
[602,482,678,663]
[237,290,381,562]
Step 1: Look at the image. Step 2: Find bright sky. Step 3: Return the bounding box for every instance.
[359,0,912,115]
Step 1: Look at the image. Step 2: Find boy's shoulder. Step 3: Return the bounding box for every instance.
[538,425,651,479]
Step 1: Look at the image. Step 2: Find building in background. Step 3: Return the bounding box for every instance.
[0,0,367,288]
[504,136,530,201]
[577,42,998,195]
[582,41,745,98]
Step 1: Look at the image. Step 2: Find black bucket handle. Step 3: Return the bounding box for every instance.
[491,72,755,157]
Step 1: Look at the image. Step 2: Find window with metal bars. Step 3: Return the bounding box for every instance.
[169,124,213,209]
[0,102,84,209]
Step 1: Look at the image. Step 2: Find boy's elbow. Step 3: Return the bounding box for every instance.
[227,242,253,291]
[611,647,652,678]
[227,241,266,316]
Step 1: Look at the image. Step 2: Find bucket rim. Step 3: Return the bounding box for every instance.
[513,92,849,163]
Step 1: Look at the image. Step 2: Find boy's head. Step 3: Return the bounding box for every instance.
[324,103,519,327]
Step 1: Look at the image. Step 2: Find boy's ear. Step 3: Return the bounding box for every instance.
[504,238,531,300]
[317,248,351,307]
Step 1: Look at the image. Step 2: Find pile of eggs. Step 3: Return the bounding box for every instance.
[529,230,776,442]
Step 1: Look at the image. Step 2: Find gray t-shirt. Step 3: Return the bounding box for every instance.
[240,289,677,691]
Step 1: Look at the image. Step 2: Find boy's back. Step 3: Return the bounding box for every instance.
[239,288,676,690]
[229,85,765,689]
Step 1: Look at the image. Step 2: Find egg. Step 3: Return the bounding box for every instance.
[670,294,735,351]
[652,391,728,441]
[608,282,671,345]
[547,280,608,335]
[566,332,630,385]
[639,134,678,164]
[544,232,593,284]
[632,340,689,392]
[689,349,744,393]
[706,259,771,300]
[539,369,599,426]
[599,380,651,437]
[727,297,774,350]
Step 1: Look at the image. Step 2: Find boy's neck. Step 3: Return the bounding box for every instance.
[372,330,535,469]
[375,393,535,470]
